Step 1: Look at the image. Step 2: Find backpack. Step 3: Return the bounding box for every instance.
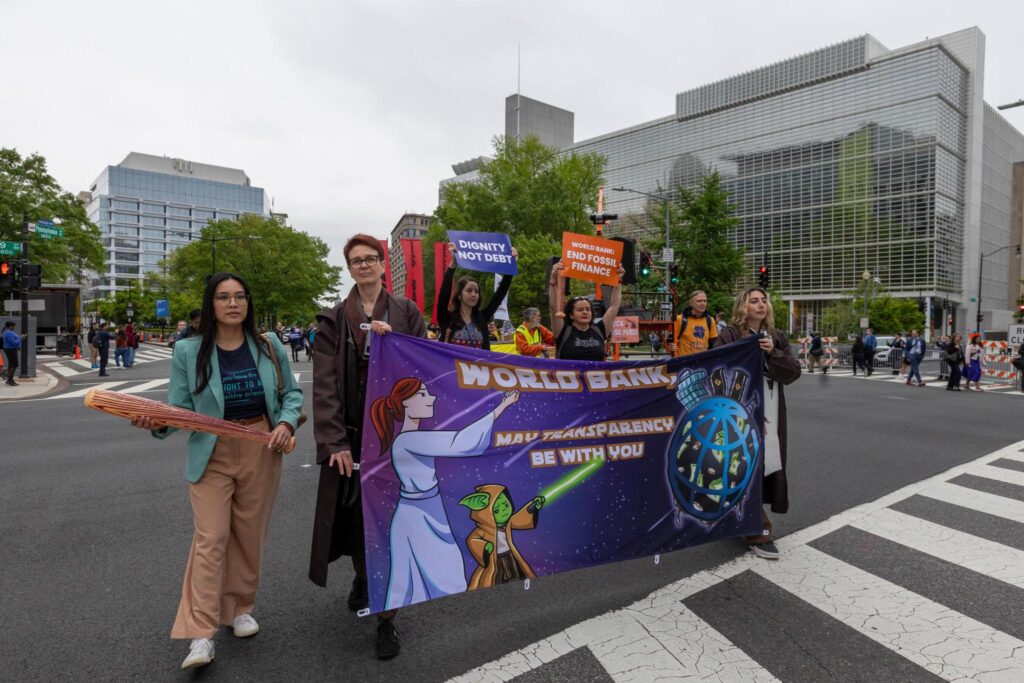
[92,334,103,349]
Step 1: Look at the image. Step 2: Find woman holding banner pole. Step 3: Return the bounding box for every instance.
[547,261,625,361]
[436,242,517,351]
[712,287,800,560]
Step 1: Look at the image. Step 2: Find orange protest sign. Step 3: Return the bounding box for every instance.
[560,232,623,286]
[611,316,640,343]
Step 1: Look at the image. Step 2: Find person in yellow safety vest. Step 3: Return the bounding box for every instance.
[669,290,718,356]
[514,307,555,357]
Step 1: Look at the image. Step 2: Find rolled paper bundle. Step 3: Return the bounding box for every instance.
[83,389,296,454]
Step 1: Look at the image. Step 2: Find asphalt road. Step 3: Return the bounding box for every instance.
[1,352,1020,681]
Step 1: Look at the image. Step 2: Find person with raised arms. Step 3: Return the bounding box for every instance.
[546,261,625,361]
[436,242,517,351]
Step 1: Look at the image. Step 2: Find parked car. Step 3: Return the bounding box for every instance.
[872,336,901,365]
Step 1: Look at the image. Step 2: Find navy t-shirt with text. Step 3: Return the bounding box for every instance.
[218,344,267,421]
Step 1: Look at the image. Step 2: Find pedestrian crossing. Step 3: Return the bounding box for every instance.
[819,367,1024,395]
[40,344,176,377]
[453,441,1024,682]
[44,372,306,400]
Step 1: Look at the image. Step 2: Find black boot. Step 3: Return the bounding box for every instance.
[347,576,368,612]
[376,617,400,660]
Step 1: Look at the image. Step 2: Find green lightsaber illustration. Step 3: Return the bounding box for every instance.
[528,457,605,511]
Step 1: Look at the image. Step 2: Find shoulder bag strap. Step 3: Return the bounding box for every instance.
[261,333,286,400]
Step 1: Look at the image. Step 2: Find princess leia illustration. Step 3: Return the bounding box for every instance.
[369,377,520,609]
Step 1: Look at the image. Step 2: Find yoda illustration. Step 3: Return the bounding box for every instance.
[459,485,544,589]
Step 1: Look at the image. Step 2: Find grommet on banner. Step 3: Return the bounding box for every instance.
[352,462,360,470]
[357,608,370,618]
[654,554,660,565]
[360,323,372,331]
[524,578,531,590]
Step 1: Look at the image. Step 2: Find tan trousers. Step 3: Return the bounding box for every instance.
[172,419,282,639]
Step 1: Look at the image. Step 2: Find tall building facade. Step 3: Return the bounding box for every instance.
[82,153,271,298]
[568,27,1024,336]
[389,212,433,295]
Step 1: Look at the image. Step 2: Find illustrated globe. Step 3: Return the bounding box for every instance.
[667,396,760,521]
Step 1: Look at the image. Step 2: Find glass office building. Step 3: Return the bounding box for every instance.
[82,153,271,299]
[563,27,1024,336]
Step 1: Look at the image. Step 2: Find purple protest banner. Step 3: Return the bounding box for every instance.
[447,230,518,275]
[358,333,765,614]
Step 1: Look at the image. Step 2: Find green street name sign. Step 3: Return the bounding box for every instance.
[0,240,21,256]
[35,221,64,239]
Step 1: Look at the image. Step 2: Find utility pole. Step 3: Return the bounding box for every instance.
[19,213,29,378]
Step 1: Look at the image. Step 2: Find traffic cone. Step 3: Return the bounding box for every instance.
[74,344,82,360]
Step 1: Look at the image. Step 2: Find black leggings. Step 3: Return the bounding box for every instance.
[946,363,962,389]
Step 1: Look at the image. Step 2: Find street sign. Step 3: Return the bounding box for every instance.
[860,317,869,329]
[0,241,20,256]
[661,247,674,263]
[1008,324,1024,347]
[156,299,169,318]
[35,220,64,240]
[660,303,673,311]
[4,299,44,312]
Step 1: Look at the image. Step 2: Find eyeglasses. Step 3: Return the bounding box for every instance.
[348,255,381,268]
[213,293,249,304]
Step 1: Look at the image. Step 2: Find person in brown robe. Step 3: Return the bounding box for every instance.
[308,233,426,660]
[712,286,800,560]
[459,484,543,590]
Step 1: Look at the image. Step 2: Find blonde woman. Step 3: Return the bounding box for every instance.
[712,287,801,559]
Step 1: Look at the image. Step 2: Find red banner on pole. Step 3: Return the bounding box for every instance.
[402,238,425,314]
[379,240,392,293]
[432,241,451,325]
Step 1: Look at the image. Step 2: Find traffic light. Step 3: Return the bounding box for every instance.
[640,252,652,277]
[0,260,13,289]
[20,263,41,290]
[670,264,680,284]
[757,265,769,288]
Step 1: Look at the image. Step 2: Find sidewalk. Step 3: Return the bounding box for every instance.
[0,368,59,400]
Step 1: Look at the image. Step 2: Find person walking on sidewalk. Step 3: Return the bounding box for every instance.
[114,327,127,369]
[863,328,877,376]
[806,331,825,373]
[851,335,866,376]
[87,322,99,369]
[964,333,984,391]
[905,329,925,386]
[713,287,801,560]
[132,272,303,671]
[125,323,139,368]
[94,322,115,377]
[944,333,965,391]
[3,321,24,386]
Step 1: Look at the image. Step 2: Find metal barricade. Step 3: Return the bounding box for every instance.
[56,333,80,357]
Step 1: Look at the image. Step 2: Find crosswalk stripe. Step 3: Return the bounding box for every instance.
[72,359,93,369]
[293,372,300,382]
[47,381,129,399]
[753,545,1024,680]
[967,463,1024,488]
[50,365,80,377]
[120,379,169,394]
[850,508,1024,591]
[918,481,1024,524]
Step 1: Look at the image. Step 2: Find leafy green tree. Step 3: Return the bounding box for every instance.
[0,148,104,283]
[166,214,342,326]
[429,135,606,322]
[636,172,745,315]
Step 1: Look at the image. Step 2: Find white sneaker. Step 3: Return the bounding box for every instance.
[181,638,215,669]
[232,613,260,637]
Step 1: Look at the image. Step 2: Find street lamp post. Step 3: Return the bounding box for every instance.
[610,186,671,285]
[861,269,871,328]
[195,234,262,275]
[976,243,1021,333]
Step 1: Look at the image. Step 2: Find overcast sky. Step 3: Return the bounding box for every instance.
[3,1,1023,295]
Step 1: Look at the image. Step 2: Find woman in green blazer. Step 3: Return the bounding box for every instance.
[133,273,303,671]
